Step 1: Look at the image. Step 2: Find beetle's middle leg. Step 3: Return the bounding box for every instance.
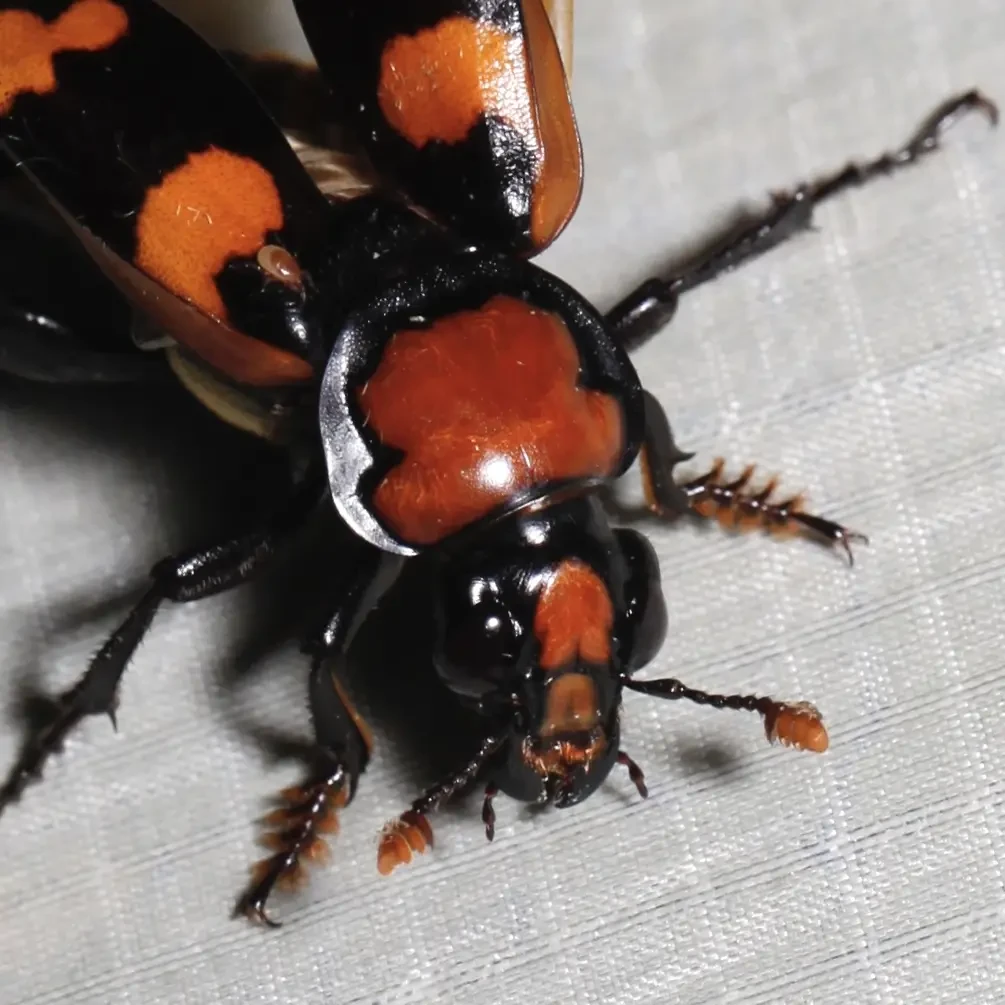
[606,90,997,350]
[637,391,866,563]
[0,465,327,816]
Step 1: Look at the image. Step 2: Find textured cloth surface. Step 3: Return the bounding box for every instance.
[2,2,1005,1004]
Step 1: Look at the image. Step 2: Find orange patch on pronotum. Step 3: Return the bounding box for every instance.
[357,295,624,544]
[135,146,284,320]
[0,0,128,114]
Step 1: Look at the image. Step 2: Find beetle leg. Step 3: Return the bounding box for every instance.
[482,782,499,841]
[607,90,998,350]
[0,466,327,816]
[622,676,829,754]
[238,547,402,925]
[638,391,866,564]
[236,738,351,929]
[637,390,696,517]
[666,459,867,565]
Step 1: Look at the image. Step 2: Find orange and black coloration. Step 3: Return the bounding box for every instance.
[292,0,582,254]
[0,0,997,925]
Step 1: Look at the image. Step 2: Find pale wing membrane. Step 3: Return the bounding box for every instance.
[226,51,381,201]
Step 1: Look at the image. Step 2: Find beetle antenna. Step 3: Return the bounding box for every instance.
[376,732,505,874]
[622,675,828,753]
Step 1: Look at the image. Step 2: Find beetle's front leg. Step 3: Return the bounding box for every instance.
[607,90,997,350]
[237,547,403,926]
[637,391,867,563]
[0,465,327,815]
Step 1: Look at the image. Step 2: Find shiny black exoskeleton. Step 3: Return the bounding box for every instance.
[430,496,666,809]
[0,0,996,925]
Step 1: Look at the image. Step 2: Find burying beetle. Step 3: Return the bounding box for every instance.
[0,0,996,924]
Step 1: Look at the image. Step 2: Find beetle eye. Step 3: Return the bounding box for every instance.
[437,603,523,697]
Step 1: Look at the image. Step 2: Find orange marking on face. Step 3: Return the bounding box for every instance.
[377,16,534,148]
[534,560,614,670]
[357,295,624,545]
[0,0,128,114]
[135,146,284,320]
[539,672,601,736]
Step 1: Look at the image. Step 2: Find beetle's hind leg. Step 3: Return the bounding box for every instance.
[0,467,327,816]
[607,90,998,350]
[637,391,866,564]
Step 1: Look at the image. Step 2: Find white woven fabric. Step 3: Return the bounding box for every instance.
[2,2,1004,1003]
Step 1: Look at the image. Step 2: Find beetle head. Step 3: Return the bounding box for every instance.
[432,511,632,807]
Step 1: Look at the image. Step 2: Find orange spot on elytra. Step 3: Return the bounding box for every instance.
[357,295,624,545]
[135,147,283,319]
[377,16,534,148]
[376,7,580,251]
[0,0,128,114]
[534,561,613,670]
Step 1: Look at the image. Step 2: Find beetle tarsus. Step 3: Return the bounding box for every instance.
[645,455,868,562]
[808,89,998,206]
[410,734,507,819]
[375,734,506,873]
[377,810,435,875]
[238,761,348,925]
